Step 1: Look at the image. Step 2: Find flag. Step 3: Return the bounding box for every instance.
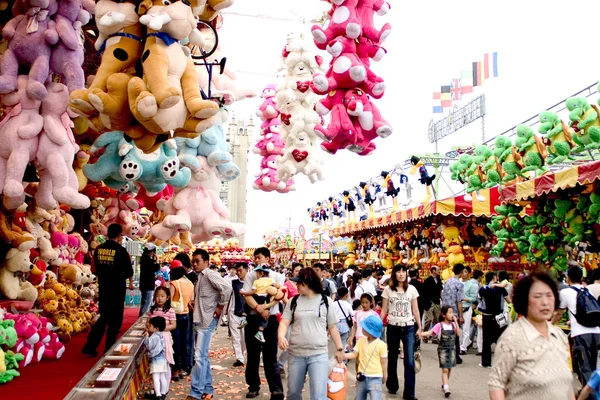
[432,92,443,113]
[461,70,473,94]
[491,52,499,77]
[473,61,482,86]
[450,79,462,101]
[440,85,452,108]
[473,52,498,86]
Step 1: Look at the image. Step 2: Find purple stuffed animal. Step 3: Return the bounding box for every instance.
[0,0,59,100]
[50,0,95,93]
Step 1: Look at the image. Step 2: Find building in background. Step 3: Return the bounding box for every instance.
[221,113,253,246]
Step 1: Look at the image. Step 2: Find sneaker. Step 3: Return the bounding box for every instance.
[81,348,98,357]
[456,357,463,364]
[459,350,466,355]
[270,392,285,400]
[239,317,248,328]
[246,391,260,398]
[233,360,245,367]
[479,363,491,368]
[255,331,265,343]
[444,388,451,398]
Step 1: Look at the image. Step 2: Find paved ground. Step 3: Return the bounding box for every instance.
[141,324,495,399]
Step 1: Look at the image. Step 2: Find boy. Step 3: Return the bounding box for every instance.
[240,265,284,342]
[344,315,388,400]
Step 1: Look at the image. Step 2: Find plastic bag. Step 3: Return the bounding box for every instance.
[327,360,347,400]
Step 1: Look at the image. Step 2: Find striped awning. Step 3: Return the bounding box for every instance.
[499,160,600,202]
[332,187,500,235]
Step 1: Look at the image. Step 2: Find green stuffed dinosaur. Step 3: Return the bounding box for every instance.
[528,233,550,262]
[563,205,588,246]
[467,145,489,193]
[549,245,568,272]
[495,136,527,183]
[515,125,549,176]
[0,348,21,384]
[565,97,600,153]
[456,154,475,199]
[538,111,576,164]
[588,192,600,224]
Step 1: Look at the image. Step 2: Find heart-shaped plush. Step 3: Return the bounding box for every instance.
[296,81,310,93]
[292,149,309,162]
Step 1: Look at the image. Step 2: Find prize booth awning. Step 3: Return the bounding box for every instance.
[500,160,600,202]
[332,187,501,235]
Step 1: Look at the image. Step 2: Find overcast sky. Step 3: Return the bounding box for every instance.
[216,0,600,247]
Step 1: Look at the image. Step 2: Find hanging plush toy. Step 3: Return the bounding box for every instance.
[342,190,357,223]
[359,181,376,219]
[409,156,435,204]
[256,84,279,121]
[538,111,576,164]
[381,170,398,212]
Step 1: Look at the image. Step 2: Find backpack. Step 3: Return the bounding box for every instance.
[289,293,330,330]
[570,286,600,328]
[322,280,332,297]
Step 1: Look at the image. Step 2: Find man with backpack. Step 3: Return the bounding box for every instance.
[557,266,600,385]
[313,263,337,299]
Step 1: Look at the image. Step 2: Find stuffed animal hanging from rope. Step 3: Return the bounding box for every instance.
[359,181,375,219]
[409,156,436,204]
[342,190,356,223]
[381,170,398,212]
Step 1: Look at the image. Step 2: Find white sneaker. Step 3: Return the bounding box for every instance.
[479,363,491,368]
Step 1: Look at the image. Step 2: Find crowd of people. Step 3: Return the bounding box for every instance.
[82,227,600,400]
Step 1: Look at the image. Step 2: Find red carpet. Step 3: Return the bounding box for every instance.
[0,308,140,400]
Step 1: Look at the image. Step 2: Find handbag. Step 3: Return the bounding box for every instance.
[494,312,509,328]
[336,300,353,328]
[171,280,184,314]
[356,339,379,381]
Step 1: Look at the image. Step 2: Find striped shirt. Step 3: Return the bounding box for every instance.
[193,268,232,329]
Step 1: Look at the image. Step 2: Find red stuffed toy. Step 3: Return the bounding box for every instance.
[314,89,358,154]
[125,185,174,213]
[356,0,392,44]
[345,88,393,154]
[311,0,362,49]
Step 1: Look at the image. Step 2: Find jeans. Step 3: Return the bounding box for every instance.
[386,324,416,398]
[572,333,600,384]
[481,314,506,367]
[244,315,283,394]
[171,313,191,372]
[138,290,154,317]
[287,353,329,400]
[83,301,124,354]
[356,376,383,400]
[189,317,218,397]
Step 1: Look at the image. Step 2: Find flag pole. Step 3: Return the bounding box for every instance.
[481,114,486,143]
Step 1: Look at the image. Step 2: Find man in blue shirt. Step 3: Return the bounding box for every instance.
[442,263,468,364]
[460,268,483,354]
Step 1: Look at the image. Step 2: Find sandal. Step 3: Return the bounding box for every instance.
[201,394,214,399]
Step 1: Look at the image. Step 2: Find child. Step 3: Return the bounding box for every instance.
[344,315,388,400]
[420,305,461,398]
[334,287,354,349]
[348,293,379,347]
[147,287,176,383]
[145,317,169,400]
[240,265,284,342]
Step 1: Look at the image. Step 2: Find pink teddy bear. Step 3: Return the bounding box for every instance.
[311,0,361,49]
[311,37,386,99]
[255,84,279,121]
[356,0,391,45]
[35,82,91,210]
[0,75,44,209]
[253,155,295,193]
[345,88,392,155]
[253,128,286,157]
[314,88,355,150]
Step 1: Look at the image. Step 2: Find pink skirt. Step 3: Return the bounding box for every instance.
[162,331,175,365]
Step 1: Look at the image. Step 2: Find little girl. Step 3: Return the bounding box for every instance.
[145,317,169,400]
[348,293,379,347]
[147,287,176,383]
[420,305,461,398]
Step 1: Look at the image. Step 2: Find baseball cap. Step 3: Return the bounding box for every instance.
[254,265,271,273]
[170,260,184,269]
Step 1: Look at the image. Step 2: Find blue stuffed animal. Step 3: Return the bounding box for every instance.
[84,131,132,191]
[119,139,191,195]
[176,108,241,181]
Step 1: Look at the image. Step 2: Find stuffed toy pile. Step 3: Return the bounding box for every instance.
[274,33,326,184]
[253,84,295,193]
[310,0,393,155]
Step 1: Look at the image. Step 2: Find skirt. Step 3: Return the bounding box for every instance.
[162,331,175,365]
[438,344,456,369]
[150,356,169,373]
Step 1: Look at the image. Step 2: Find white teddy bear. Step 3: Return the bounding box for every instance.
[277,131,324,183]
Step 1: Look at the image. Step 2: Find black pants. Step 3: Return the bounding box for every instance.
[481,314,506,367]
[172,313,191,372]
[84,302,124,354]
[244,315,283,394]
[572,333,600,385]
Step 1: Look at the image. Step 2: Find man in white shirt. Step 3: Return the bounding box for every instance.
[354,269,377,300]
[556,266,600,385]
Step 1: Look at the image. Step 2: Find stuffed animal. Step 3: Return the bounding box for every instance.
[276,131,324,183]
[43,332,65,359]
[256,84,279,121]
[356,0,391,44]
[35,82,91,210]
[28,248,48,287]
[151,155,245,241]
[125,184,173,213]
[538,111,575,164]
[0,0,59,99]
[565,97,600,153]
[127,0,219,151]
[70,0,143,128]
[83,130,132,191]
[311,0,361,48]
[253,119,285,157]
[343,87,391,155]
[0,245,41,301]
[0,76,44,209]
[253,155,295,193]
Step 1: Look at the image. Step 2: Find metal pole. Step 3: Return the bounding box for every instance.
[481,114,486,144]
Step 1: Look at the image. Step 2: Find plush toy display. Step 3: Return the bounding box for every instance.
[0,243,41,301]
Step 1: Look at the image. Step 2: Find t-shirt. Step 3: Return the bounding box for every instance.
[335,299,354,334]
[430,322,458,339]
[284,280,299,298]
[382,285,419,326]
[478,285,508,316]
[586,369,600,397]
[148,307,176,324]
[282,294,337,357]
[354,337,388,377]
[252,277,274,295]
[171,277,195,314]
[587,283,600,300]
[352,309,379,339]
[139,256,159,292]
[559,285,600,337]
[94,240,132,304]
[243,270,285,316]
[354,281,378,301]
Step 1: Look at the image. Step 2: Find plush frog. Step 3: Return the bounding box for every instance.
[550,245,568,272]
[565,97,600,153]
[467,145,490,192]
[563,205,588,246]
[528,233,550,262]
[515,125,549,176]
[482,145,502,188]
[588,192,600,224]
[538,111,575,164]
[495,136,526,183]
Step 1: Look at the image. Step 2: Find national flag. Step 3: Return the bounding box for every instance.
[461,70,473,94]
[440,85,452,108]
[480,60,486,85]
[491,52,499,77]
[450,79,462,101]
[473,61,481,86]
[432,92,443,114]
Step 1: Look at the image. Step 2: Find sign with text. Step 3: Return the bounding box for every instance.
[428,95,486,143]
